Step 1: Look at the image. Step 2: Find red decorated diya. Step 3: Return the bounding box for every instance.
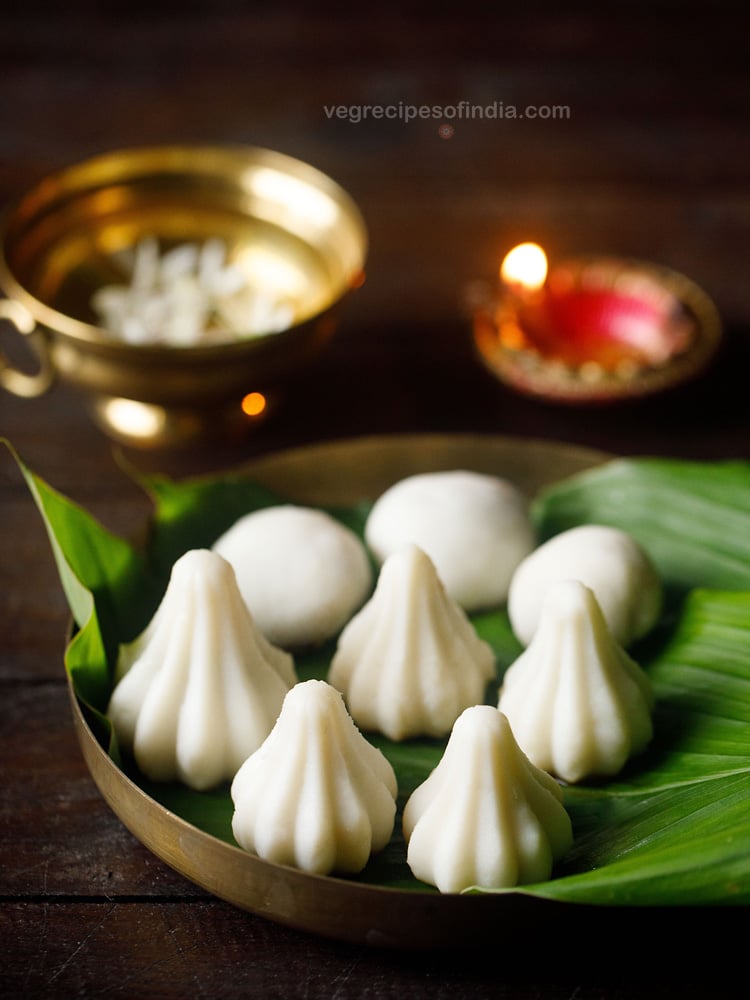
[472,243,722,403]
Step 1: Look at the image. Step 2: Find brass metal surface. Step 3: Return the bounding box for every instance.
[67,432,608,949]
[0,145,367,445]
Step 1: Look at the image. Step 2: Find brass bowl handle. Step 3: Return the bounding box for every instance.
[0,299,55,397]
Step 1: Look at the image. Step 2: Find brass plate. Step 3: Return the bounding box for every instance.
[68,432,608,948]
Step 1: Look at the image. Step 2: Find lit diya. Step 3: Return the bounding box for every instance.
[471,243,723,403]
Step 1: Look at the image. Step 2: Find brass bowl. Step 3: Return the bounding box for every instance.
[0,145,367,447]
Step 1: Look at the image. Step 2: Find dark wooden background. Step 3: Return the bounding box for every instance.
[1,3,748,997]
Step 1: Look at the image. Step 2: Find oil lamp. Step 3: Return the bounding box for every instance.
[472,243,722,403]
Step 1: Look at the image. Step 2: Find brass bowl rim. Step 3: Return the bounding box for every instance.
[0,142,368,353]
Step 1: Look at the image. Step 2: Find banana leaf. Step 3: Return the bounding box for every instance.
[7,438,750,905]
[533,456,750,599]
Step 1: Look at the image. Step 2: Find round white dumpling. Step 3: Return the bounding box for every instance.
[507,524,663,648]
[364,469,536,612]
[213,505,373,649]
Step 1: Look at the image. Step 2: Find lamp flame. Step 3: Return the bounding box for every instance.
[500,243,548,293]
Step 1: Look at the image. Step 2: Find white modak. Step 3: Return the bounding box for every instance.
[107,549,296,791]
[328,544,496,741]
[231,680,398,876]
[213,504,373,649]
[499,579,655,783]
[364,469,536,612]
[507,523,663,648]
[403,705,573,894]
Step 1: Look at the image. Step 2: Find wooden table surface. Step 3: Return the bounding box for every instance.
[1,3,748,997]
